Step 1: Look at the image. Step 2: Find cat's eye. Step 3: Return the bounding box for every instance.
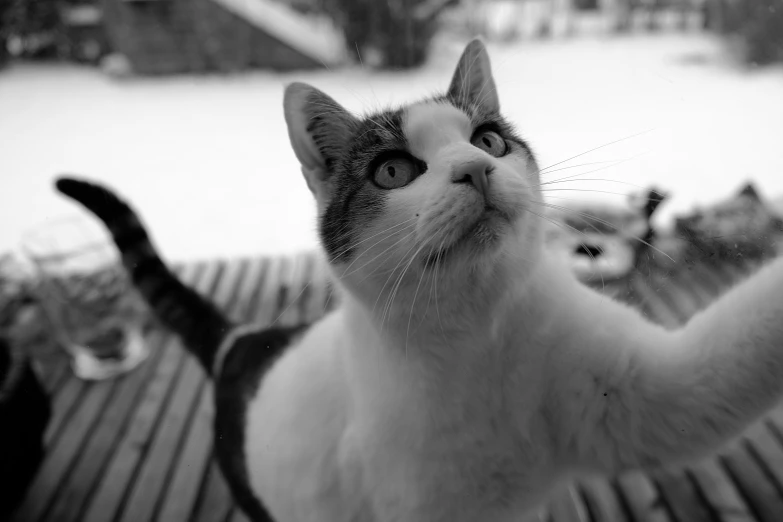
[373,157,418,189]
[471,129,508,157]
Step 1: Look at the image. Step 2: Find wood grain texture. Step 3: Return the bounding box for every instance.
[17,253,783,522]
[154,259,249,522]
[115,262,228,522]
[80,262,218,522]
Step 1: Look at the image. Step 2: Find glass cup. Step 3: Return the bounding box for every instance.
[21,214,149,381]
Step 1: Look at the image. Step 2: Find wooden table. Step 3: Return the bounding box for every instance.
[10,251,783,522]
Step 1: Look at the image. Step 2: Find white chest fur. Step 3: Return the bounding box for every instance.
[241,281,565,522]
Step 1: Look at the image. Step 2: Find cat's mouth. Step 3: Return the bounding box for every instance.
[424,206,509,267]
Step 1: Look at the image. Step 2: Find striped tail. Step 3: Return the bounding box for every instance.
[55,176,233,376]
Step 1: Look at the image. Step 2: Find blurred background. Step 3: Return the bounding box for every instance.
[1,0,782,264]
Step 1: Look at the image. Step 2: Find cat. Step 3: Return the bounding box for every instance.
[55,39,783,522]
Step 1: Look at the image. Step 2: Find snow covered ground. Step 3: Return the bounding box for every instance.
[2,33,783,265]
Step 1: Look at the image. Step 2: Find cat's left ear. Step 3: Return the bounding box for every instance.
[284,82,358,199]
[447,39,499,114]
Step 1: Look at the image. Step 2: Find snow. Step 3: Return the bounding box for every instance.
[2,33,783,265]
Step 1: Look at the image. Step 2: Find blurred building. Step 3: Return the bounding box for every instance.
[101,0,346,74]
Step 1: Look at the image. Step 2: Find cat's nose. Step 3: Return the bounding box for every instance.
[451,159,491,199]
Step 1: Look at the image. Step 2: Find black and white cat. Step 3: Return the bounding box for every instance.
[57,39,783,522]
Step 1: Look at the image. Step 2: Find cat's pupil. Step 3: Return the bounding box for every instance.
[482,137,491,148]
[388,166,396,177]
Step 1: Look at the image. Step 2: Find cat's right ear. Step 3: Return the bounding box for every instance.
[447,39,499,114]
[284,82,358,198]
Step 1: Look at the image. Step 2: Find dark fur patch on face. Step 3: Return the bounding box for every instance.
[304,90,359,172]
[320,107,407,263]
[317,95,535,265]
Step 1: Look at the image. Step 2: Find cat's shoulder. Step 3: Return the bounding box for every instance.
[217,323,309,391]
[215,309,348,408]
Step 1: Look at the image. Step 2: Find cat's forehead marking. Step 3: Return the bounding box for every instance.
[359,110,404,143]
[404,102,471,156]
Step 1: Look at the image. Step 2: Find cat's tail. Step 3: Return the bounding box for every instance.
[54,176,233,376]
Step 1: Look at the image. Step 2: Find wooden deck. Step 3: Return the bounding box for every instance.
[10,251,783,522]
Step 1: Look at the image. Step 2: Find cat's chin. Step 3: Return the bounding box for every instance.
[425,207,510,268]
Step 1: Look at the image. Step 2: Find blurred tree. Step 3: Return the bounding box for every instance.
[709,0,783,66]
[1,0,64,59]
[319,0,458,69]
[0,0,108,64]
[0,0,8,67]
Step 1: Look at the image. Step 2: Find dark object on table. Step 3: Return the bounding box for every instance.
[674,182,783,266]
[546,186,668,284]
[0,336,51,517]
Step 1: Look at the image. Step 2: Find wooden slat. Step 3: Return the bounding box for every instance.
[115,261,231,522]
[80,263,216,522]
[616,471,672,522]
[690,459,756,522]
[686,453,754,522]
[77,341,192,522]
[41,331,169,522]
[231,257,267,323]
[713,262,751,287]
[690,263,733,297]
[253,255,285,326]
[155,259,251,521]
[13,268,198,522]
[116,353,206,522]
[679,270,721,308]
[43,376,87,445]
[720,441,783,522]
[762,405,783,480]
[629,273,680,328]
[644,271,696,323]
[667,269,709,315]
[580,476,627,522]
[154,382,216,520]
[692,261,734,294]
[12,380,116,522]
[277,251,313,327]
[268,255,294,326]
[214,259,250,316]
[739,421,783,518]
[548,484,590,522]
[653,468,714,522]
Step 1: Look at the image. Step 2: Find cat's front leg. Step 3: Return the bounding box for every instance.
[549,256,783,474]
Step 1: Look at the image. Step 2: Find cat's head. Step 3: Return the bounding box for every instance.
[283,40,542,306]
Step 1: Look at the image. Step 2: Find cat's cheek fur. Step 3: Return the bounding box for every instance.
[330,191,420,285]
